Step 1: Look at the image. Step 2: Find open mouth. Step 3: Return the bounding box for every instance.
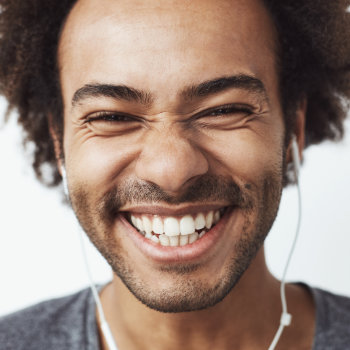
[126,208,227,247]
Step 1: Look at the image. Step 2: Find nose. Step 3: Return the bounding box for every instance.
[135,128,209,194]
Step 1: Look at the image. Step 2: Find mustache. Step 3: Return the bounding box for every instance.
[100,174,252,219]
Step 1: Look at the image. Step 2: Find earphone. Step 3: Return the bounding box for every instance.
[268,134,302,350]
[61,167,119,350]
[61,166,69,198]
[291,134,301,181]
[61,134,301,350]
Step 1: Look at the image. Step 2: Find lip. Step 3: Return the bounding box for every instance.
[118,206,235,264]
[119,203,229,216]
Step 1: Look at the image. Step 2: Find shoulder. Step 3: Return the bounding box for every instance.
[311,286,350,350]
[0,287,97,350]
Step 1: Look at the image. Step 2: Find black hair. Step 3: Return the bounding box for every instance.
[0,0,349,186]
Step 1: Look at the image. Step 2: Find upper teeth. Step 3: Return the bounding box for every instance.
[130,210,222,237]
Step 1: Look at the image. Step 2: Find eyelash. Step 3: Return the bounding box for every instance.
[84,112,136,124]
[84,104,254,123]
[198,104,253,118]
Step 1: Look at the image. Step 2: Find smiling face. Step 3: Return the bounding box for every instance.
[58,0,286,312]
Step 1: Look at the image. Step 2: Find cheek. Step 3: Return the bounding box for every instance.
[64,129,142,190]
[63,114,285,191]
[201,128,284,183]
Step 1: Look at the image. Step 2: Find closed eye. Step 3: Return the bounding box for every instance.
[196,104,254,119]
[84,111,138,124]
[82,111,142,136]
[191,103,260,131]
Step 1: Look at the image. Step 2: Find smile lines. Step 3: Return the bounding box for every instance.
[128,209,225,247]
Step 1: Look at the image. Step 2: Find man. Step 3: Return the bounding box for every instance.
[0,0,349,349]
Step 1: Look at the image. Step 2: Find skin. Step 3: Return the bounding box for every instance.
[55,0,314,348]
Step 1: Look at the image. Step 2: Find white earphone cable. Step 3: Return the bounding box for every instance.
[61,167,119,350]
[268,136,302,350]
[63,134,301,350]
[78,229,119,350]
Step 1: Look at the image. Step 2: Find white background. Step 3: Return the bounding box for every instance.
[0,97,350,317]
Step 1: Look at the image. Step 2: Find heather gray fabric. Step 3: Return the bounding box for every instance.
[0,285,349,349]
[310,287,350,349]
[0,288,100,350]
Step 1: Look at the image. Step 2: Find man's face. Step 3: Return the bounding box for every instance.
[58,0,285,312]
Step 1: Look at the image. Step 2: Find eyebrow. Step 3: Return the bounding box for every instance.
[72,84,153,107]
[182,75,267,101]
[71,74,267,108]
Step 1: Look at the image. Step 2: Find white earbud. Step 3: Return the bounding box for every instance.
[291,134,300,182]
[61,166,69,197]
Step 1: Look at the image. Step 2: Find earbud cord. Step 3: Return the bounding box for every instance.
[78,228,119,350]
[79,179,302,350]
[65,136,301,350]
[61,167,119,350]
[268,138,302,350]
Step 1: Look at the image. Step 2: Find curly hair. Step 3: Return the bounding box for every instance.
[0,0,349,186]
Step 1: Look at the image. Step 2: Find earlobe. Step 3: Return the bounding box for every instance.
[48,113,64,176]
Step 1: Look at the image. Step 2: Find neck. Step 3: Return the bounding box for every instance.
[98,248,314,350]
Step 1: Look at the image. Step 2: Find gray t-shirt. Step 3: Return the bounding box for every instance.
[0,285,349,349]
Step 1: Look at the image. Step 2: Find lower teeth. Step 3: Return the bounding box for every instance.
[138,228,209,247]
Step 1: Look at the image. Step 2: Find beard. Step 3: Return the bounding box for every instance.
[69,171,283,313]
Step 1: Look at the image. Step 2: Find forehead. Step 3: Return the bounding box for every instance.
[58,0,278,107]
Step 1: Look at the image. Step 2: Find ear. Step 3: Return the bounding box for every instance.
[286,97,306,164]
[48,113,64,177]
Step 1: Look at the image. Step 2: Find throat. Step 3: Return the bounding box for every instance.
[97,256,291,350]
